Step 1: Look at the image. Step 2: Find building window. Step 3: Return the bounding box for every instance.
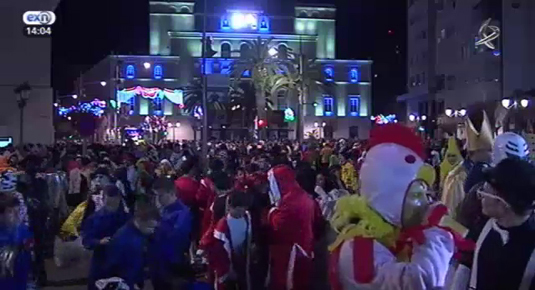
[277,90,287,110]
[126,65,135,79]
[240,43,250,58]
[324,67,334,81]
[349,68,359,83]
[153,65,163,79]
[221,43,231,58]
[278,44,288,59]
[323,96,334,116]
[348,96,360,116]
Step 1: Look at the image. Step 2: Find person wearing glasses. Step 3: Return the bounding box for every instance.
[452,158,535,290]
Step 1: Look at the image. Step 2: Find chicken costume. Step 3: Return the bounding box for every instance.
[267,165,324,290]
[441,111,494,219]
[328,123,469,290]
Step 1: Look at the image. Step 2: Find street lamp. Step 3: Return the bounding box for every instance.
[72,94,78,99]
[100,81,107,87]
[268,47,278,56]
[143,62,151,69]
[314,121,319,128]
[445,108,467,117]
[14,82,31,145]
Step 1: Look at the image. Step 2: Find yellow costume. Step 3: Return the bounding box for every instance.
[341,162,358,193]
[441,111,494,219]
[439,137,463,187]
[60,201,87,239]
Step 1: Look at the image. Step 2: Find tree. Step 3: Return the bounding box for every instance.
[182,78,225,116]
[268,53,334,141]
[230,37,282,139]
[228,81,273,131]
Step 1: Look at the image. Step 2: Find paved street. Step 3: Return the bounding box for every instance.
[44,259,88,290]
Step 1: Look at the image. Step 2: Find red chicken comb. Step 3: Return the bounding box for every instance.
[368,124,425,160]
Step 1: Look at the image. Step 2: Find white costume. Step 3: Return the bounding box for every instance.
[329,124,455,290]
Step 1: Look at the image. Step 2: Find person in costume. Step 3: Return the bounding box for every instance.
[0,193,33,290]
[200,190,256,290]
[266,164,324,290]
[439,137,463,190]
[149,177,192,290]
[441,111,494,220]
[329,123,465,290]
[455,132,530,240]
[82,185,130,290]
[451,158,535,289]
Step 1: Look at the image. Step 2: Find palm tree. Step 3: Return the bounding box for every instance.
[230,37,282,138]
[182,78,225,116]
[268,54,334,141]
[228,81,274,130]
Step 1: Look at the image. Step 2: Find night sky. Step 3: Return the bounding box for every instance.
[52,0,406,114]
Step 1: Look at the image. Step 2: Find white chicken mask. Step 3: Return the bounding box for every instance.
[359,124,428,227]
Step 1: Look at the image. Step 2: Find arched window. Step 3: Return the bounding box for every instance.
[154,65,163,79]
[299,11,308,17]
[278,44,288,59]
[311,11,320,18]
[126,65,135,79]
[221,43,231,58]
[180,6,190,13]
[240,43,250,58]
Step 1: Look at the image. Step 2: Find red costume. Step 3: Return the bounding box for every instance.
[200,212,254,290]
[175,175,200,208]
[267,165,323,290]
[197,177,217,238]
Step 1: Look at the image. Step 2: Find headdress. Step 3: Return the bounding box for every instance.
[465,111,494,151]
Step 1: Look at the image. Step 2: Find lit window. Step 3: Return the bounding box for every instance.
[221,43,231,58]
[324,67,334,81]
[323,96,334,116]
[242,70,250,77]
[240,43,250,58]
[221,16,230,30]
[259,16,270,32]
[126,65,135,79]
[349,68,359,83]
[154,65,163,79]
[153,97,163,115]
[349,96,360,116]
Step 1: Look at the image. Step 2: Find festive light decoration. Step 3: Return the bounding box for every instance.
[372,114,397,125]
[476,18,500,50]
[140,116,168,133]
[58,99,107,117]
[117,86,183,106]
[284,108,295,122]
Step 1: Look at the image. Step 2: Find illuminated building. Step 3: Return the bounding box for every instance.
[79,1,373,140]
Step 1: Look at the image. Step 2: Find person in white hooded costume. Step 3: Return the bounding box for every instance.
[329,123,467,290]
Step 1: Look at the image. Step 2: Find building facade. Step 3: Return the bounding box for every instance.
[0,0,58,145]
[78,0,373,141]
[398,0,535,134]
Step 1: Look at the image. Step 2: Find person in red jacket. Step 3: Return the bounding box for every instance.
[174,156,200,208]
[266,165,324,290]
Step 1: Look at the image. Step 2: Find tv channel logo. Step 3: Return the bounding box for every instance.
[23,11,56,26]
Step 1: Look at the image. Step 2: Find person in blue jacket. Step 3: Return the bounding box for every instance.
[102,200,160,289]
[82,184,130,290]
[0,193,33,290]
[149,177,193,290]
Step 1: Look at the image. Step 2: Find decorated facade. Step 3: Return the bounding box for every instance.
[78,0,373,141]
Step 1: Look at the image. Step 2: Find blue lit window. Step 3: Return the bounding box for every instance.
[259,16,270,32]
[126,65,135,79]
[242,70,251,77]
[324,67,334,82]
[349,96,360,116]
[349,68,359,83]
[323,96,334,116]
[220,60,231,74]
[128,95,136,115]
[154,65,163,79]
[221,16,230,30]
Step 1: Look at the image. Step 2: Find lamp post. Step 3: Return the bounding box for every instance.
[14,82,31,145]
[444,108,467,118]
[501,90,532,132]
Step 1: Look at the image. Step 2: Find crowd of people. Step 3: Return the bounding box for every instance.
[1,111,535,290]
